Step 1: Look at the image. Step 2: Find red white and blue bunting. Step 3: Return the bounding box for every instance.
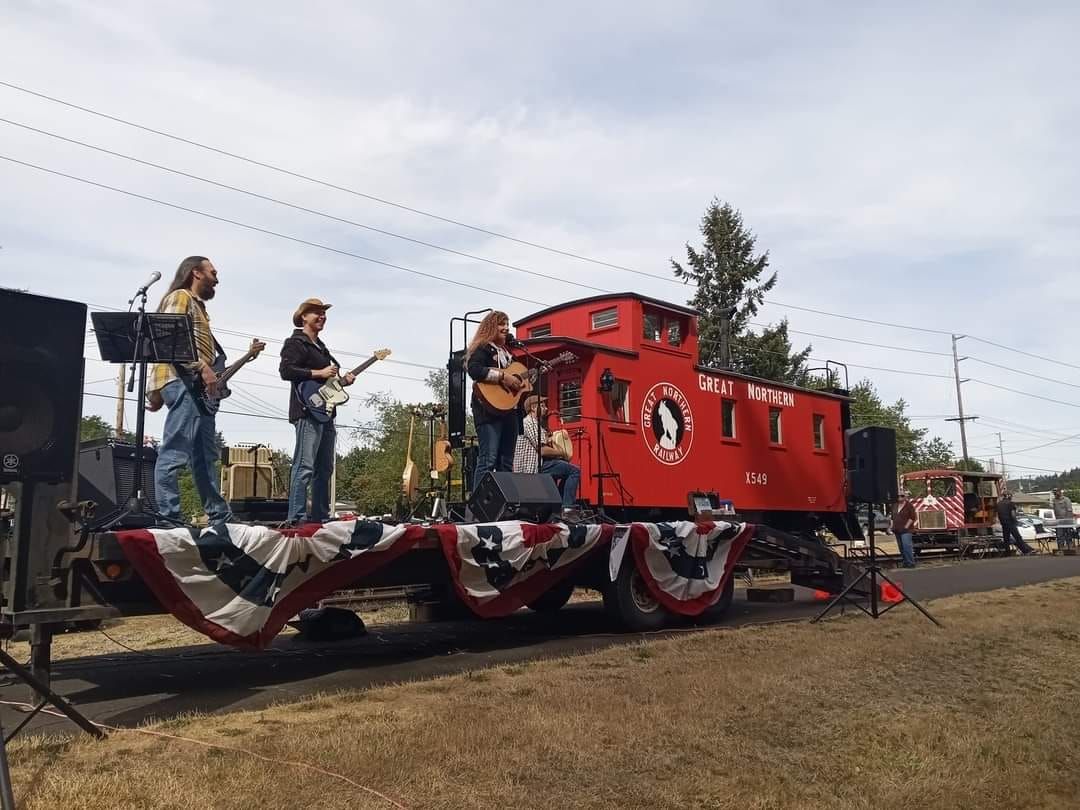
[435,521,612,617]
[624,521,753,616]
[115,519,421,649]
[113,518,749,648]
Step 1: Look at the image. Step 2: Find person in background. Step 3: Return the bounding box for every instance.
[1051,488,1076,552]
[891,490,917,568]
[996,491,1035,556]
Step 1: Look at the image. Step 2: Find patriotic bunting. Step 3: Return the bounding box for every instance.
[435,521,612,617]
[628,521,753,615]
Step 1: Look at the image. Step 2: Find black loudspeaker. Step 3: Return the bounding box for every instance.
[447,350,466,449]
[77,440,158,520]
[229,498,289,523]
[469,471,563,523]
[846,426,898,503]
[0,290,87,483]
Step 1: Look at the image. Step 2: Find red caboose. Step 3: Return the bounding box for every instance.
[512,293,858,538]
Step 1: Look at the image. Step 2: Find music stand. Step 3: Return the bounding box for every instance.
[90,311,196,528]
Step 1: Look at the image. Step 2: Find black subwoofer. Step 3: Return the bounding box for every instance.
[0,290,87,483]
[468,471,563,523]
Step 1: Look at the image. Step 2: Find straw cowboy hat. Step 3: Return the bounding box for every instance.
[292,298,332,327]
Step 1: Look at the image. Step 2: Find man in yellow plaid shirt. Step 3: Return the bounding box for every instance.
[146,256,231,524]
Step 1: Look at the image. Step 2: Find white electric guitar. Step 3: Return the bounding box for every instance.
[296,348,391,422]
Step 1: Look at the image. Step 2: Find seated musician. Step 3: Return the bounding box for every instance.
[466,310,523,490]
[513,395,581,515]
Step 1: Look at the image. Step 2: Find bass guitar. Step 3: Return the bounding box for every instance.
[172,338,267,416]
[295,348,391,423]
[474,351,577,414]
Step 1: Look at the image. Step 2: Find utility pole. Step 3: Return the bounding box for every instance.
[945,334,977,464]
[997,432,1007,485]
[115,365,126,437]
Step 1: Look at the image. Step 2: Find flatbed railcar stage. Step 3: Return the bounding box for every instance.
[2,289,867,693]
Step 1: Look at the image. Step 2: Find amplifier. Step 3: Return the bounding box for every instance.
[468,471,562,523]
[229,498,289,523]
[77,440,158,520]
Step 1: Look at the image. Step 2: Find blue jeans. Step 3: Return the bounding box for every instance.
[895,531,916,567]
[542,459,581,508]
[154,380,231,524]
[473,416,518,492]
[1055,528,1076,550]
[288,416,336,524]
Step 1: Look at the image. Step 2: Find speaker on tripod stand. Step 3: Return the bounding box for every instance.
[813,425,940,627]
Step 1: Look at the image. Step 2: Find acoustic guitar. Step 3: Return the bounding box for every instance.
[433,417,454,474]
[474,351,577,414]
[401,411,419,502]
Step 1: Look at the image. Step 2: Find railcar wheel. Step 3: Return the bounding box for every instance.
[699,575,736,623]
[526,580,575,613]
[604,559,670,632]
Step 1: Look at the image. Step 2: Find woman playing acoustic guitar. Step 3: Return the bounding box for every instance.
[466,310,523,491]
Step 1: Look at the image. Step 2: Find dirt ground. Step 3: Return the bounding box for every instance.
[7,577,1080,810]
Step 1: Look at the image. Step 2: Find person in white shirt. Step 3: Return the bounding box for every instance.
[513,395,581,512]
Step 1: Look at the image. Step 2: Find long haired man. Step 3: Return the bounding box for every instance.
[147,256,232,524]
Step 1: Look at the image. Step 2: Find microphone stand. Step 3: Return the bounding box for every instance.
[126,283,153,518]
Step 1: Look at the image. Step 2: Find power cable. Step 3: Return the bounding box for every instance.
[967,355,1080,391]
[0,116,610,295]
[0,154,549,307]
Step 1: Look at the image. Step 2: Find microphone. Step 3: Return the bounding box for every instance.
[136,271,162,296]
[506,334,524,349]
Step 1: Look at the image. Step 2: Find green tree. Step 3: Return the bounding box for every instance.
[80,415,112,442]
[672,199,811,383]
[849,379,963,473]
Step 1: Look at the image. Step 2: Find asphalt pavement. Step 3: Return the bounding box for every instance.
[5,553,1080,737]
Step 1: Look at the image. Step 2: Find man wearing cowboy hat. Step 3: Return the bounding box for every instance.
[279,298,355,525]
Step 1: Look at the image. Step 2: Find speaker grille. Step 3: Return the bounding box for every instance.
[0,290,86,483]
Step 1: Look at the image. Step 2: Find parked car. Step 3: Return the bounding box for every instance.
[994,516,1055,544]
[857,508,891,534]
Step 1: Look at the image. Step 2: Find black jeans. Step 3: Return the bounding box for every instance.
[1001,522,1034,555]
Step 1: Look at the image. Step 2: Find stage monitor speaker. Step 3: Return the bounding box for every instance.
[846,426,898,503]
[0,289,87,483]
[77,440,158,520]
[468,471,562,523]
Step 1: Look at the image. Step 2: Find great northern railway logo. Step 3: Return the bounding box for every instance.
[640,382,694,465]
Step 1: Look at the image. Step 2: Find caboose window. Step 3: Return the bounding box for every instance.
[559,379,582,422]
[529,323,551,338]
[813,414,826,450]
[721,400,736,439]
[591,307,618,330]
[769,407,783,444]
[604,378,630,423]
[667,319,682,346]
[642,313,661,342]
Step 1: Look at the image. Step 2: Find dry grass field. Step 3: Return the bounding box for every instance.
[8,577,1080,810]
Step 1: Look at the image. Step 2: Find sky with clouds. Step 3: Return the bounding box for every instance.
[2,1,1078,481]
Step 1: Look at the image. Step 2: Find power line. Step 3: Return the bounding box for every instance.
[967,355,1080,391]
[970,378,1080,411]
[968,335,1080,374]
[738,322,953,357]
[0,117,612,295]
[0,154,549,307]
[12,79,1080,383]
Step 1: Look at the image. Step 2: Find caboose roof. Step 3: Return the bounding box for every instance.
[902,469,1002,479]
[514,292,698,326]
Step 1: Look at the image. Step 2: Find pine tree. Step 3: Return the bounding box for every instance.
[672,199,810,383]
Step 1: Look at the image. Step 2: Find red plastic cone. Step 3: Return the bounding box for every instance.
[880,581,903,603]
[813,589,832,601]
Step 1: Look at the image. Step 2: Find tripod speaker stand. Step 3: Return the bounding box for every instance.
[811,502,940,626]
